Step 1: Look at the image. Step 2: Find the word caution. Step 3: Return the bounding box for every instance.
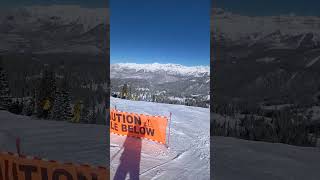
[0,152,108,180]
[110,109,168,144]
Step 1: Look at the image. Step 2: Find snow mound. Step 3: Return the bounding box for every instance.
[110,97,210,180]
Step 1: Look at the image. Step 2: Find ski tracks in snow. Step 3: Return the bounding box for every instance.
[110,97,210,179]
[306,55,320,68]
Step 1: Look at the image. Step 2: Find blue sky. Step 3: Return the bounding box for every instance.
[110,0,210,66]
[6,0,210,66]
[216,0,320,16]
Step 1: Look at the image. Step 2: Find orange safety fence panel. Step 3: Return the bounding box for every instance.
[110,109,168,144]
[0,151,109,180]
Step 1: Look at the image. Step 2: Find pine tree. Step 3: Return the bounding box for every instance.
[22,97,34,116]
[33,88,39,115]
[62,89,73,122]
[88,103,97,124]
[37,66,56,118]
[80,101,90,123]
[121,84,128,99]
[60,62,72,121]
[94,106,106,125]
[50,80,72,121]
[0,56,12,110]
[96,108,102,124]
[152,94,156,102]
[9,99,20,114]
[71,100,81,123]
[50,90,63,120]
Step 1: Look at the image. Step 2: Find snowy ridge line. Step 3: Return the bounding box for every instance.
[0,5,109,42]
[110,132,166,145]
[212,8,320,42]
[112,109,168,119]
[0,151,107,170]
[111,63,210,77]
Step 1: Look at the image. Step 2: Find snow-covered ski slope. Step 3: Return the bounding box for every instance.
[213,136,320,180]
[0,111,108,166]
[110,97,210,180]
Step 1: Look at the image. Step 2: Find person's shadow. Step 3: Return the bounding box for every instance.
[114,124,145,180]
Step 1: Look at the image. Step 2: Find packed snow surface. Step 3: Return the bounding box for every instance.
[213,136,320,180]
[0,111,108,166]
[111,63,210,77]
[110,97,210,180]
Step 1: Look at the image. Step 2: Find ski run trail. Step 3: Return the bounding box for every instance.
[2,98,319,180]
[110,97,210,180]
[0,110,108,166]
[213,136,320,180]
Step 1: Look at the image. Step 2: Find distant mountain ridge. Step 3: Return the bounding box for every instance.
[111,63,210,78]
[213,8,320,47]
[0,5,108,55]
[212,8,320,106]
[111,63,210,106]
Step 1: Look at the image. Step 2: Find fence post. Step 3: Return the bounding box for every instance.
[16,137,21,155]
[167,112,172,148]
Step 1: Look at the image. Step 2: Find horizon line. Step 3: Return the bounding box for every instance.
[110,62,210,67]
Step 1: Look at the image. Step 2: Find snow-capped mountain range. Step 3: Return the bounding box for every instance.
[213,8,320,106]
[111,63,210,78]
[0,5,108,54]
[0,5,108,32]
[25,5,108,31]
[213,8,320,47]
[111,63,210,101]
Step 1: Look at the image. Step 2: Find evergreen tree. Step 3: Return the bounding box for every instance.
[96,107,107,125]
[37,66,56,118]
[96,108,102,124]
[50,90,63,120]
[22,97,34,116]
[88,103,97,124]
[121,84,128,99]
[9,99,20,114]
[152,94,156,102]
[18,99,23,114]
[71,100,81,123]
[62,89,73,122]
[50,80,72,121]
[80,101,90,123]
[0,56,12,110]
[33,88,38,115]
